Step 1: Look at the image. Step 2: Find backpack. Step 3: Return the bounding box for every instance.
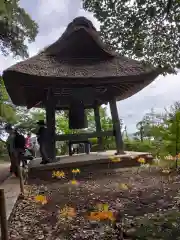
[14,132,26,149]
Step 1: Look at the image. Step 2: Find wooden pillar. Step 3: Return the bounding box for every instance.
[109,98,124,154]
[94,104,103,150]
[0,189,8,240]
[45,88,56,161]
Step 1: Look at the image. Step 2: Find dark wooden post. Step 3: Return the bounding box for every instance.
[45,88,56,161]
[0,189,8,240]
[109,98,124,154]
[17,166,24,195]
[94,104,103,151]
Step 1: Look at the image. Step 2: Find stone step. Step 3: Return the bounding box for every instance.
[28,151,153,182]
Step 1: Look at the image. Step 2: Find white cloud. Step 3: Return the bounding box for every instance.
[117,72,180,132]
[37,0,67,18]
[0,55,16,74]
[1,0,180,134]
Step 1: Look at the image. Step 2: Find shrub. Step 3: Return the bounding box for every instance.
[0,141,7,156]
[90,138,98,145]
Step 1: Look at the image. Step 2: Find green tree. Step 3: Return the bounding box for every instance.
[0,77,16,154]
[56,111,72,134]
[0,77,16,126]
[0,0,38,58]
[132,102,180,158]
[134,108,165,142]
[100,106,114,131]
[86,106,114,132]
[122,125,129,140]
[162,106,180,161]
[163,113,180,154]
[135,121,145,142]
[83,0,180,73]
[15,107,45,134]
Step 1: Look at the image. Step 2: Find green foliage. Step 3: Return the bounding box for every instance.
[124,139,157,154]
[0,0,38,58]
[0,140,7,157]
[163,111,180,157]
[15,107,45,134]
[0,77,16,155]
[83,0,180,73]
[0,77,16,124]
[99,106,113,131]
[56,112,73,134]
[134,108,165,142]
[90,137,98,145]
[132,102,180,162]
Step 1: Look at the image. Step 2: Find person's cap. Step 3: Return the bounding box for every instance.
[36,120,45,125]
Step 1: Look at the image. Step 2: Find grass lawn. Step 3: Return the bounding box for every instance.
[7,166,180,240]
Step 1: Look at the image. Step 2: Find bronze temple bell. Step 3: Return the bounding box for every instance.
[69,100,88,129]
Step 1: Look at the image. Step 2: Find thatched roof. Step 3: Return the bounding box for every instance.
[3,17,161,109]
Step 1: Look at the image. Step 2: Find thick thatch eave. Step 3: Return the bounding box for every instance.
[2,16,161,108]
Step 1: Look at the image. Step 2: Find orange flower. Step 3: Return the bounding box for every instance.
[34,195,47,205]
[137,157,145,164]
[72,168,80,174]
[109,156,121,162]
[70,179,79,185]
[87,211,115,221]
[52,170,65,178]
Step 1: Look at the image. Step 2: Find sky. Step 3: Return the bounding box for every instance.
[0,0,180,133]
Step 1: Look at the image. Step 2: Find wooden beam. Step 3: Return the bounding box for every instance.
[45,88,56,161]
[94,104,103,150]
[109,98,124,154]
[0,189,8,240]
[56,131,114,142]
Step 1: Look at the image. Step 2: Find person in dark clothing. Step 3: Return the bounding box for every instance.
[5,124,26,176]
[5,124,15,173]
[36,120,50,164]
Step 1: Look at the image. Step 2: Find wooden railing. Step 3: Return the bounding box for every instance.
[56,131,114,142]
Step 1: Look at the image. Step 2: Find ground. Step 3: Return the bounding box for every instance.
[8,167,180,240]
[0,161,10,184]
